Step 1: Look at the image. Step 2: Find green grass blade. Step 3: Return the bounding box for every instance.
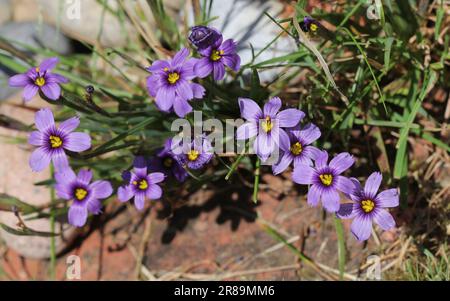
[334,217,346,280]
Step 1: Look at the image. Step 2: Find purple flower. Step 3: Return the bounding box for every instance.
[272,123,321,175]
[173,136,214,170]
[8,57,69,102]
[151,138,188,182]
[146,48,205,117]
[55,168,113,227]
[292,151,355,213]
[300,16,320,33]
[189,26,223,50]
[28,108,91,172]
[118,166,165,211]
[337,172,399,241]
[236,97,305,161]
[194,37,241,81]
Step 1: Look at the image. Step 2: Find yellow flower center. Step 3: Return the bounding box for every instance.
[290,142,303,156]
[133,179,148,190]
[261,116,273,133]
[167,72,180,85]
[75,188,88,201]
[210,50,224,61]
[35,77,46,87]
[163,157,173,168]
[310,23,318,32]
[319,174,333,186]
[49,135,63,148]
[187,150,200,162]
[361,200,375,213]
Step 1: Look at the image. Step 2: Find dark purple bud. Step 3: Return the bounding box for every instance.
[304,16,315,25]
[133,156,148,169]
[121,170,131,182]
[85,85,95,94]
[189,25,222,50]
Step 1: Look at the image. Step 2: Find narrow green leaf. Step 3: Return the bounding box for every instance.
[412,130,450,153]
[251,51,308,68]
[253,158,261,204]
[225,152,247,180]
[95,117,156,152]
[435,1,445,40]
[0,223,59,237]
[395,70,438,179]
[260,221,311,263]
[340,28,387,113]
[0,194,38,215]
[384,37,394,71]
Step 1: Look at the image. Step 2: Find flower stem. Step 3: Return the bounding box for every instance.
[49,164,56,280]
[224,142,249,180]
[253,158,260,203]
[334,216,346,280]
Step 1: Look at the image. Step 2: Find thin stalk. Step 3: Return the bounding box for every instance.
[334,217,346,280]
[339,27,387,114]
[225,142,249,180]
[291,8,349,105]
[259,220,312,264]
[253,158,260,203]
[49,164,56,280]
[225,153,245,180]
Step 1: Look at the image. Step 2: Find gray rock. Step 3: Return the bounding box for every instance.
[0,0,12,25]
[0,213,77,259]
[195,0,297,82]
[37,0,136,48]
[0,22,73,101]
[0,22,73,54]
[0,75,18,102]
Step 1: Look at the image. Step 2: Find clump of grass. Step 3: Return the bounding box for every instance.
[404,244,449,281]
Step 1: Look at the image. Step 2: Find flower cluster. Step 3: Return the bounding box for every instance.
[8,25,399,241]
[150,138,189,183]
[146,48,205,118]
[117,136,213,210]
[236,97,305,161]
[236,95,399,241]
[8,59,114,227]
[26,107,112,227]
[146,26,241,118]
